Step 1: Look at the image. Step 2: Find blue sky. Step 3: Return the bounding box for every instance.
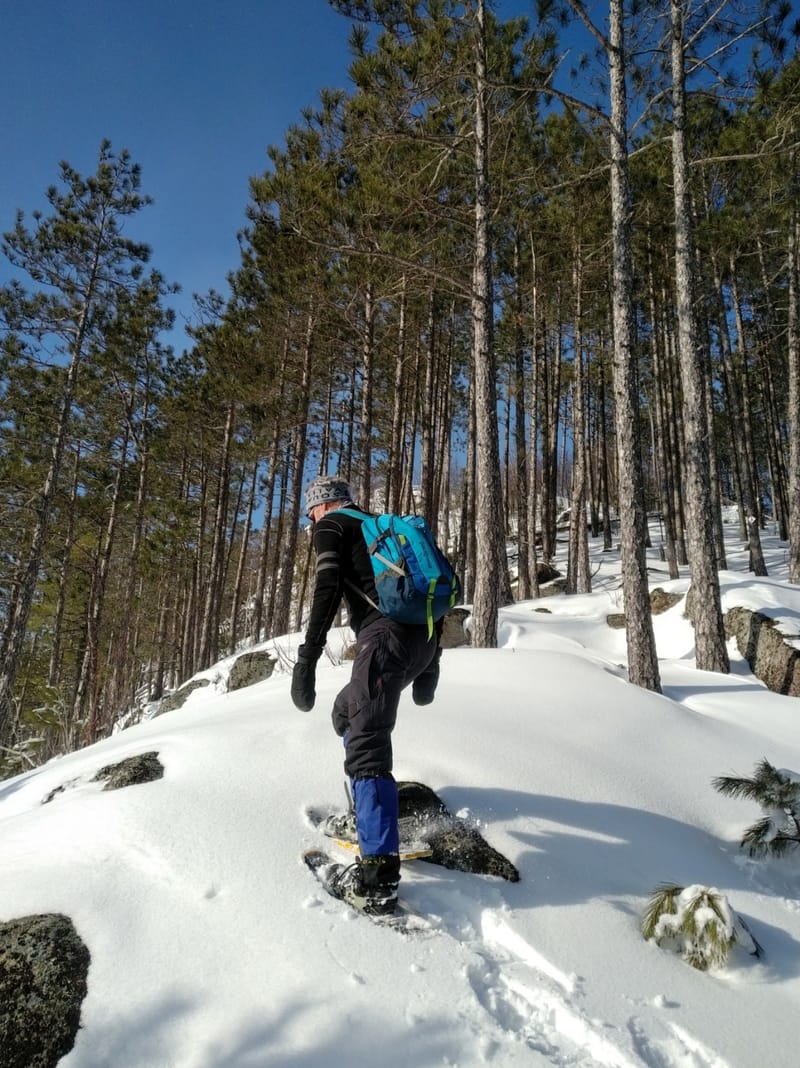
[2,1,543,352]
[1,2,363,348]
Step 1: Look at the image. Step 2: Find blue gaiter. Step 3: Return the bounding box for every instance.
[352,775,400,856]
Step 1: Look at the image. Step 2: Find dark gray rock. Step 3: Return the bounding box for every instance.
[0,913,89,1068]
[92,751,164,790]
[724,606,800,697]
[156,678,210,715]
[539,577,568,597]
[440,608,470,648]
[537,562,562,585]
[650,587,684,615]
[42,751,164,804]
[344,607,470,654]
[606,588,684,631]
[227,650,277,691]
[398,781,519,882]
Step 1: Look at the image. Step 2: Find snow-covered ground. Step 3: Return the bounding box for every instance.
[2,520,800,1067]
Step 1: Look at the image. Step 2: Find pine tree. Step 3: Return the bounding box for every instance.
[790,166,800,583]
[606,0,661,689]
[642,882,761,969]
[713,758,800,857]
[469,0,510,646]
[667,0,730,672]
[0,142,153,743]
[541,0,662,688]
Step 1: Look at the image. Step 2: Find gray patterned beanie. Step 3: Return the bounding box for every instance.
[305,476,353,517]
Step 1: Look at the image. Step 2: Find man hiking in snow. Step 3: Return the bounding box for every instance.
[291,475,442,916]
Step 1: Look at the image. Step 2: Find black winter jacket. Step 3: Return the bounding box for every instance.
[300,506,382,656]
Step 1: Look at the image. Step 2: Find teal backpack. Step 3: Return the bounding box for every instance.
[338,509,461,637]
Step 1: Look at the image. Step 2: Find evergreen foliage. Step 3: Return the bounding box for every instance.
[642,883,762,970]
[1,10,799,777]
[713,759,800,857]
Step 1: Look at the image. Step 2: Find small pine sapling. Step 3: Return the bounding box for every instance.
[712,758,800,857]
[642,883,762,970]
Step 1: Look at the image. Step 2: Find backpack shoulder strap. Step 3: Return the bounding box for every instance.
[331,508,382,612]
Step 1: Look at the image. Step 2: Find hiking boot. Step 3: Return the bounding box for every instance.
[323,811,430,853]
[326,856,400,916]
[322,809,358,843]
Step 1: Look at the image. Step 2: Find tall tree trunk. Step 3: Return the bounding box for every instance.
[420,291,437,519]
[527,243,541,594]
[273,307,315,636]
[342,346,358,484]
[662,285,689,567]
[645,228,679,579]
[48,445,82,687]
[252,335,289,641]
[387,280,407,513]
[607,0,661,689]
[513,233,531,599]
[0,295,93,737]
[79,427,130,740]
[150,579,171,701]
[0,149,141,739]
[539,318,559,564]
[431,314,453,536]
[253,462,277,644]
[669,0,728,672]
[401,336,422,513]
[294,535,315,633]
[198,403,235,669]
[567,242,591,594]
[788,164,800,583]
[265,455,289,636]
[437,323,455,549]
[597,339,614,554]
[503,368,512,530]
[587,383,600,538]
[186,459,208,677]
[690,281,727,569]
[470,0,510,647]
[756,237,790,539]
[357,281,375,508]
[712,254,764,573]
[728,264,767,573]
[758,335,789,540]
[459,376,478,604]
[229,460,259,653]
[107,375,155,712]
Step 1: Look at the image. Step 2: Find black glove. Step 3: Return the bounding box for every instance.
[412,660,439,706]
[291,645,322,712]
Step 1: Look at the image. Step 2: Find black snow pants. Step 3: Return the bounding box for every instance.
[331,616,438,779]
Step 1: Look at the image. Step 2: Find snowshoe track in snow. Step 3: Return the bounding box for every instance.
[303,802,732,1067]
[464,911,732,1067]
[472,911,634,1067]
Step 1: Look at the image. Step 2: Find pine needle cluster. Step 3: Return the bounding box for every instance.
[641,883,760,971]
[712,759,800,858]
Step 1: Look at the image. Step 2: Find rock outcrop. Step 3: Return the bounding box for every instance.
[724,606,800,697]
[227,650,277,691]
[399,780,520,882]
[92,751,164,790]
[0,913,90,1068]
[156,678,210,715]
